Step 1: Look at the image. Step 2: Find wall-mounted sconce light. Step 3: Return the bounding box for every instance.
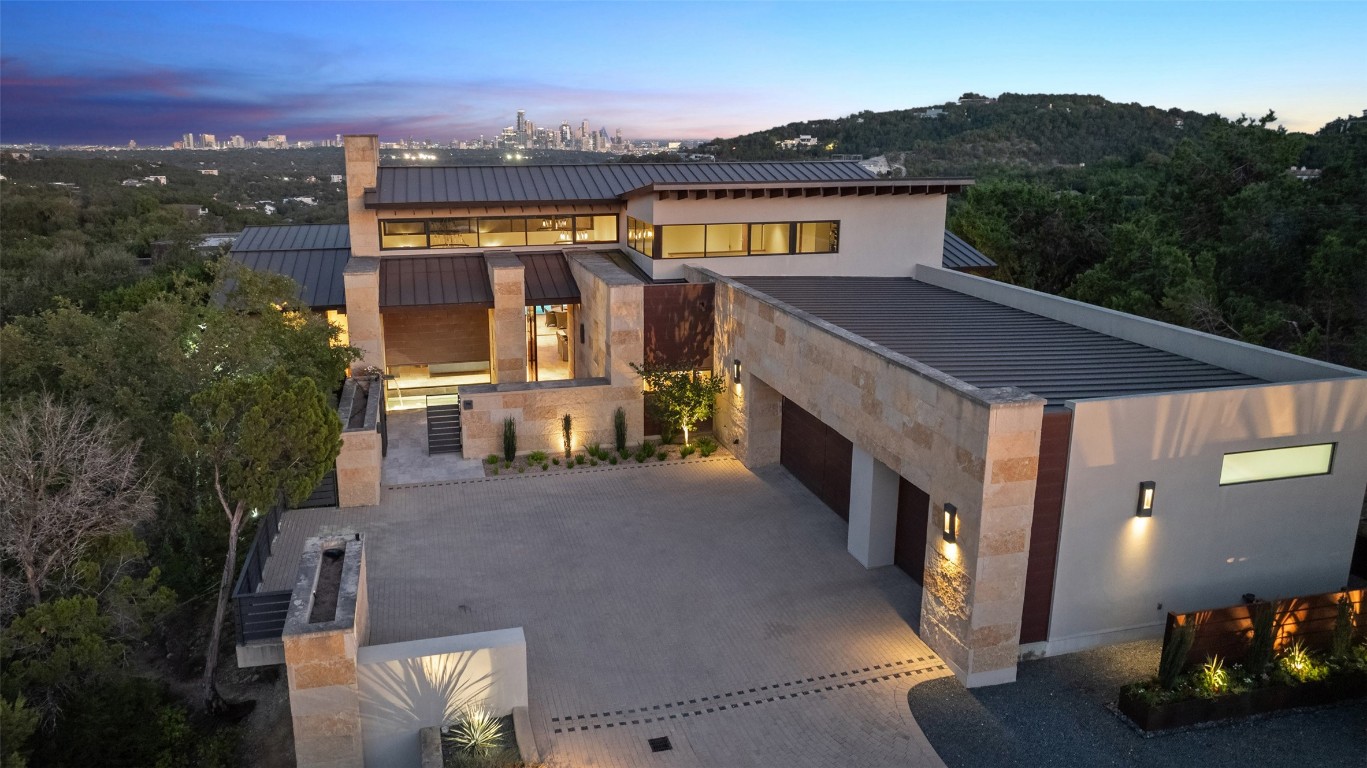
[942,503,958,542]
[1136,481,1155,517]
[732,359,742,383]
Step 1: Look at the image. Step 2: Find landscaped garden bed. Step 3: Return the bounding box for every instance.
[1117,590,1367,732]
[439,710,543,768]
[480,435,725,477]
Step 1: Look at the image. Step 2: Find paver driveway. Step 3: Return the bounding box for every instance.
[265,455,949,767]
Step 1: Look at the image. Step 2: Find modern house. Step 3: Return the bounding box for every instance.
[230,134,1367,690]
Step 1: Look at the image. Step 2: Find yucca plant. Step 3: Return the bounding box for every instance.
[445,707,505,755]
[1199,655,1228,695]
[1280,639,1312,680]
[1159,620,1195,689]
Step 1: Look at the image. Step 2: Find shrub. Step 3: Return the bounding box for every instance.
[587,442,603,460]
[619,447,631,460]
[485,454,500,465]
[659,421,678,445]
[574,454,585,466]
[1331,592,1355,659]
[491,468,499,476]
[656,451,668,461]
[527,450,548,463]
[1198,655,1228,695]
[1159,620,1195,689]
[590,458,599,467]
[1247,600,1275,674]
[562,413,573,457]
[1278,640,1326,682]
[502,417,517,462]
[540,463,548,471]
[446,707,505,756]
[696,436,717,457]
[552,457,560,466]
[517,466,525,473]
[679,444,696,458]
[609,456,618,465]
[613,407,627,452]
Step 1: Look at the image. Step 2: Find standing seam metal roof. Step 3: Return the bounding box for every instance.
[372,161,881,205]
[232,224,350,251]
[379,255,492,308]
[942,231,998,271]
[518,252,580,305]
[228,225,353,309]
[733,277,1263,406]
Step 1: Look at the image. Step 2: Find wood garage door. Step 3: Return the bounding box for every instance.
[895,478,929,585]
[780,398,852,521]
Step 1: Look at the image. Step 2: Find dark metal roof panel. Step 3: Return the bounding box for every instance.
[379,254,492,308]
[232,224,350,252]
[228,249,349,309]
[942,230,997,270]
[371,161,881,205]
[734,277,1263,406]
[518,251,581,305]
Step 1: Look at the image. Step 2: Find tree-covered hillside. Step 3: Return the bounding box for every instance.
[700,93,1216,173]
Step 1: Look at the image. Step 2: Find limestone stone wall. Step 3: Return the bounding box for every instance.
[459,378,642,459]
[342,257,384,374]
[486,252,527,384]
[700,268,1044,687]
[283,536,368,767]
[343,135,379,258]
[336,376,383,508]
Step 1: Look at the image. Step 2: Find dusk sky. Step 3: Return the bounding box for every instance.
[2,1,1363,145]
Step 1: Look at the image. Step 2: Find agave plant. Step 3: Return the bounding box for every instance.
[1199,655,1228,694]
[445,707,505,755]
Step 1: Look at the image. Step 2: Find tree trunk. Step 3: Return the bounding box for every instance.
[682,423,691,447]
[203,480,244,713]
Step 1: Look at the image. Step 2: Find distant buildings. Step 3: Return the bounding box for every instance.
[775,135,820,150]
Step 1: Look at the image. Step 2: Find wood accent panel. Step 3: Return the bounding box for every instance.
[644,283,714,369]
[780,398,852,521]
[1165,589,1367,673]
[895,478,930,586]
[1021,408,1072,644]
[382,305,490,367]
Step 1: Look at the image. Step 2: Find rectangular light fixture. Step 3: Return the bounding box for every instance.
[942,503,957,542]
[1136,481,1155,517]
[732,358,742,383]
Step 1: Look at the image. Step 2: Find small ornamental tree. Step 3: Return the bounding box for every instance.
[172,368,341,712]
[629,363,725,446]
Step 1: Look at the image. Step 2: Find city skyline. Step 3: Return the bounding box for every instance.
[1,1,1364,145]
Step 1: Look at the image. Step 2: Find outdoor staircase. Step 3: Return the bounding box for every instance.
[426,401,464,455]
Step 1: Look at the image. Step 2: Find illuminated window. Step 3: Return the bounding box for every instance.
[1219,443,1335,485]
[749,222,790,254]
[380,220,427,249]
[428,218,477,248]
[705,223,747,256]
[527,216,575,246]
[797,221,839,253]
[660,224,706,258]
[477,217,527,248]
[575,215,617,243]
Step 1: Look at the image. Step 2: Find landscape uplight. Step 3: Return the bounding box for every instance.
[1136,481,1155,517]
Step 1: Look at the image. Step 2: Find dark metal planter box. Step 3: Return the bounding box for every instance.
[1118,670,1367,732]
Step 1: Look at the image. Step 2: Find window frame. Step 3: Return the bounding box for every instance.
[379,213,620,251]
[1217,442,1337,486]
[650,219,841,259]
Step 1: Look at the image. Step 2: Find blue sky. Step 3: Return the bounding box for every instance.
[1,1,1363,144]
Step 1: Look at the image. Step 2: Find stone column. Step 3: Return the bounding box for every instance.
[847,446,899,568]
[343,135,379,257]
[485,252,526,384]
[283,536,368,767]
[335,377,382,508]
[720,371,782,468]
[919,394,1043,687]
[343,257,384,374]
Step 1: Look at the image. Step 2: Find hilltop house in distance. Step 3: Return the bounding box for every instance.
[231,134,1367,690]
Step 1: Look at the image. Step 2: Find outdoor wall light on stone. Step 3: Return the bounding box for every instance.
[732,359,742,383]
[942,503,958,542]
[1136,481,1156,517]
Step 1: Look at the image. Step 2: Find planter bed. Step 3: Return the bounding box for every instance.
[1118,669,1367,732]
[480,439,726,478]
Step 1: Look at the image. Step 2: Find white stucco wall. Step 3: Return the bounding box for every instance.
[356,628,528,768]
[628,193,947,280]
[1046,378,1367,654]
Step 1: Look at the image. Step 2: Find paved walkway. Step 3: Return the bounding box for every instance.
[380,409,485,485]
[265,457,947,767]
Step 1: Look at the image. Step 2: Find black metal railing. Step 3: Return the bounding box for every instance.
[231,505,291,645]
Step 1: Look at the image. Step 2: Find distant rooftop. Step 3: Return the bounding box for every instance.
[734,276,1263,406]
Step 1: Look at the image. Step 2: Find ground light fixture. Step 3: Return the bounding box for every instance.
[1136,481,1155,517]
[942,503,958,542]
[732,359,742,383]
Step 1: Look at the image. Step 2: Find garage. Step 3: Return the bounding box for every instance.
[780,398,852,521]
[894,479,929,585]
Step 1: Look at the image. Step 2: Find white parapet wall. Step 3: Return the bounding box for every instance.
[356,628,528,768]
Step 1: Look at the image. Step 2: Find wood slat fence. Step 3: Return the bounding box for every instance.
[1164,588,1366,672]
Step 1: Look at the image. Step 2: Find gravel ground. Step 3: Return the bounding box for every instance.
[907,639,1367,768]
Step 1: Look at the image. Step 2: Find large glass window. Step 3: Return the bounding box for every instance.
[478,217,527,248]
[428,218,477,248]
[705,223,747,256]
[380,220,427,249]
[797,221,839,253]
[661,224,706,259]
[1219,443,1335,485]
[379,214,618,250]
[527,216,575,246]
[627,216,654,256]
[749,222,790,255]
